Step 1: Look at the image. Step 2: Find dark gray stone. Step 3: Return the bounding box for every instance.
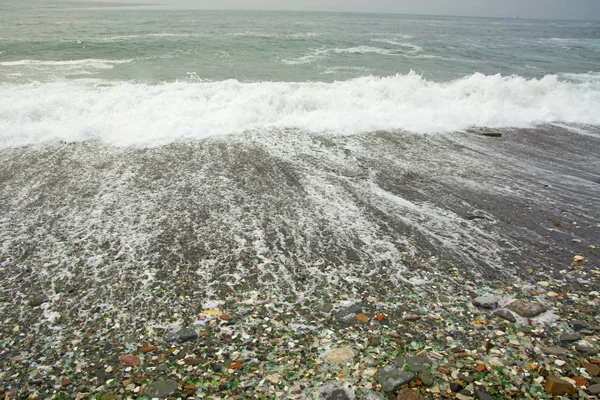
[559,333,581,344]
[142,379,179,398]
[335,305,364,320]
[572,320,589,331]
[376,365,415,392]
[29,295,49,307]
[505,300,547,318]
[472,295,498,309]
[321,388,351,400]
[576,345,597,355]
[493,309,516,323]
[589,383,600,395]
[394,355,431,374]
[475,388,493,400]
[368,336,381,347]
[163,327,198,344]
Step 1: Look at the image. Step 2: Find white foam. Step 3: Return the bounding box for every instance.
[0,59,133,67]
[1,72,600,149]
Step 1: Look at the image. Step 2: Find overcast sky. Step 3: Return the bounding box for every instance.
[94,0,600,20]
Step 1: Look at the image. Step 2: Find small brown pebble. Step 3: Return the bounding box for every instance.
[119,355,141,367]
[476,364,486,372]
[184,384,197,391]
[356,314,369,323]
[229,362,242,369]
[250,269,260,273]
[572,376,587,386]
[269,338,281,344]
[219,314,230,321]
[61,378,72,387]
[404,315,421,322]
[140,346,158,354]
[185,358,201,366]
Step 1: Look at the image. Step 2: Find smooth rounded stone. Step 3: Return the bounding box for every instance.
[29,295,49,307]
[450,382,464,392]
[572,320,589,331]
[576,344,597,355]
[493,308,516,323]
[157,363,168,372]
[163,327,198,344]
[325,348,354,364]
[545,375,576,396]
[320,388,351,400]
[335,305,365,320]
[438,295,450,303]
[584,362,600,377]
[559,333,581,343]
[368,336,381,347]
[474,387,493,400]
[375,366,415,392]
[472,295,498,309]
[418,370,434,387]
[505,300,546,317]
[395,355,431,374]
[540,346,568,356]
[142,379,179,398]
[589,383,600,395]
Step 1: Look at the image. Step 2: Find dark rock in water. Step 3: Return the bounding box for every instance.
[481,132,502,137]
[321,388,351,400]
[475,387,494,400]
[505,300,546,317]
[29,295,49,307]
[376,365,415,392]
[493,309,516,323]
[472,295,498,309]
[559,333,581,344]
[164,327,198,344]
[466,215,487,220]
[335,305,364,320]
[210,363,222,372]
[142,379,179,398]
[576,344,597,355]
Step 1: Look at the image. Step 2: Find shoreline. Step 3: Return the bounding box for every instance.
[0,125,599,398]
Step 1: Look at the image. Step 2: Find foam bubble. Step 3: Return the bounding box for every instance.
[1,72,600,149]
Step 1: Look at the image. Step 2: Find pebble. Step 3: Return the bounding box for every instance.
[325,348,354,363]
[584,362,600,377]
[472,295,498,309]
[335,305,364,320]
[576,344,597,355]
[163,327,198,344]
[376,366,415,392]
[142,379,179,398]
[589,383,600,395]
[505,300,546,318]
[119,355,141,367]
[492,309,516,323]
[140,345,158,354]
[559,333,581,343]
[545,375,576,396]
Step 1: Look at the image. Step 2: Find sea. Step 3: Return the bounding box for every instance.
[1,1,600,147]
[1,1,599,303]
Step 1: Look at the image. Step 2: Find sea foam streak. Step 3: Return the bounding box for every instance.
[1,72,599,149]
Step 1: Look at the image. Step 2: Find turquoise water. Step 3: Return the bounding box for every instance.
[1,1,600,148]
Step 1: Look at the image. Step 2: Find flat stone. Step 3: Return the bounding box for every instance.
[325,348,354,363]
[474,388,493,400]
[545,375,576,396]
[540,346,568,356]
[493,309,516,323]
[559,333,581,344]
[320,388,351,400]
[368,336,381,347]
[29,295,49,307]
[505,300,546,318]
[335,305,364,320]
[142,379,179,398]
[119,355,141,367]
[576,345,597,355]
[472,295,498,309]
[395,355,431,374]
[589,383,600,395]
[572,320,589,331]
[163,327,198,344]
[376,365,416,392]
[584,362,600,377]
[418,370,434,387]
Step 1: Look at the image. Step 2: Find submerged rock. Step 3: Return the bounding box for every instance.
[493,308,516,322]
[505,300,546,317]
[472,295,498,309]
[163,327,198,344]
[335,305,364,320]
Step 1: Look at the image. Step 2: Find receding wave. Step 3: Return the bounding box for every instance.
[0,59,133,67]
[1,72,599,149]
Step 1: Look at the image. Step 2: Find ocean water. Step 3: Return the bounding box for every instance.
[1,1,600,148]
